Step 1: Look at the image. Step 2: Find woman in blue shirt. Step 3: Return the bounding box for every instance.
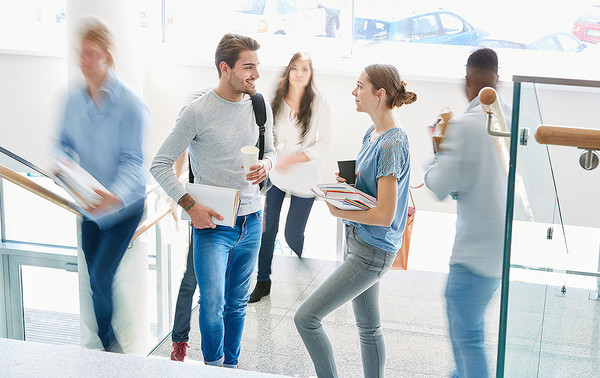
[294,64,416,378]
[57,18,147,353]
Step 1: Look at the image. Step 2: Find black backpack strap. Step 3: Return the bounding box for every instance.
[188,154,194,184]
[251,93,267,160]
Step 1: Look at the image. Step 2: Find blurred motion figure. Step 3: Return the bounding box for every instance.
[424,48,510,377]
[56,18,147,352]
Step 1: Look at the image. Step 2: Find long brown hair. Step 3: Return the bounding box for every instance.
[271,52,315,139]
[364,64,417,108]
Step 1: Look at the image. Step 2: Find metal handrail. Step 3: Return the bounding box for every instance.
[512,75,600,88]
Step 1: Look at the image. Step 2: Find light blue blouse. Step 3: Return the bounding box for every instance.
[344,125,411,253]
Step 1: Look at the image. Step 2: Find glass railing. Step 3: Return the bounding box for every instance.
[0,153,190,355]
[497,77,600,377]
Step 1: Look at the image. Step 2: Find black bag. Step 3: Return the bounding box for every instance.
[251,93,273,194]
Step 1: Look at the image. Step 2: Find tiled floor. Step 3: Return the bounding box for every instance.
[151,255,502,377]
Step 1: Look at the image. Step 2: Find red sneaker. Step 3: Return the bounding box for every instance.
[171,341,189,362]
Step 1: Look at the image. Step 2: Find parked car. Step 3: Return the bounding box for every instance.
[354,17,391,41]
[389,11,487,45]
[529,32,587,53]
[572,5,600,44]
[232,0,340,37]
[354,11,487,46]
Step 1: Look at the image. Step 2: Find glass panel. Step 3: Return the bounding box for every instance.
[2,177,77,247]
[22,265,79,345]
[501,80,600,376]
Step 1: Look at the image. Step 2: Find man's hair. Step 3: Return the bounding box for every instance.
[466,48,498,74]
[78,17,115,69]
[214,33,260,78]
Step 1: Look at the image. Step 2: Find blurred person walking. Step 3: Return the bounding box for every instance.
[249,52,332,303]
[56,18,148,352]
[294,64,416,378]
[424,48,509,378]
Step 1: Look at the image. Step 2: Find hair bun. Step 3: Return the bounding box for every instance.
[393,91,417,107]
[401,91,417,105]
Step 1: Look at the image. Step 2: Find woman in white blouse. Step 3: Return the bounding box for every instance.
[249,52,332,303]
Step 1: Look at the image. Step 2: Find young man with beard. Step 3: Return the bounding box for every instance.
[151,33,276,368]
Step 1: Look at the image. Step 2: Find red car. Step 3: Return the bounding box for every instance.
[572,6,600,44]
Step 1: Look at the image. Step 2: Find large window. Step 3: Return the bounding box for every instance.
[153,0,599,79]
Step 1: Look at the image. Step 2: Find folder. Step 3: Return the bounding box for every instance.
[182,183,240,228]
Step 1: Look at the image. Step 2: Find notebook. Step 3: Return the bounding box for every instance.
[182,183,240,228]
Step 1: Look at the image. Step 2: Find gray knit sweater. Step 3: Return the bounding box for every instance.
[150,89,276,216]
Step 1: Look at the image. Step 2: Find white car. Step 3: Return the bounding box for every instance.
[229,0,340,38]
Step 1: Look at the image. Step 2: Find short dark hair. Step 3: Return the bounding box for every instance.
[467,48,498,74]
[214,33,260,78]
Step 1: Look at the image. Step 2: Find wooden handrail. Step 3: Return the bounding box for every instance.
[131,206,172,242]
[1,162,173,242]
[0,163,80,215]
[535,125,600,150]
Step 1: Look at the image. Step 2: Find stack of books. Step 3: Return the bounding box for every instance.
[311,183,377,211]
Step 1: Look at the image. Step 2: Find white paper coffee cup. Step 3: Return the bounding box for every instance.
[241,146,259,175]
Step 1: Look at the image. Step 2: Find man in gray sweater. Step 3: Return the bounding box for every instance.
[150,33,276,368]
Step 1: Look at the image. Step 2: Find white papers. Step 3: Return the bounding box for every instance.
[182,183,240,227]
[311,183,377,211]
[51,156,107,209]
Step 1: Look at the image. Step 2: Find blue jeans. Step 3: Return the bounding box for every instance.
[294,225,396,378]
[446,264,500,378]
[81,210,143,350]
[257,184,315,282]
[172,231,196,343]
[193,211,262,367]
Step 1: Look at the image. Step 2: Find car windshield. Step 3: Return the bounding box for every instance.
[235,0,266,14]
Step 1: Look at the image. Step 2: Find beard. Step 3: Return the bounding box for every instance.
[229,73,256,96]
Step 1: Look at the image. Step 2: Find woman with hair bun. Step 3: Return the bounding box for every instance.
[294,64,415,378]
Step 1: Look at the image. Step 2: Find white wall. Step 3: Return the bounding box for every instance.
[0,53,67,171]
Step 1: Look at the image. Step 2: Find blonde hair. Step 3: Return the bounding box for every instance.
[79,17,115,69]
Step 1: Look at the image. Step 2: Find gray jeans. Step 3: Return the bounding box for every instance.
[294,225,396,378]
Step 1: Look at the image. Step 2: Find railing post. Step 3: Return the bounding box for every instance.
[496,81,521,378]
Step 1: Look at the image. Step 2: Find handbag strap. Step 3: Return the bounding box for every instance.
[251,93,267,160]
[408,183,423,209]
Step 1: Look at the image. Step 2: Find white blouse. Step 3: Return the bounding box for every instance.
[269,93,332,197]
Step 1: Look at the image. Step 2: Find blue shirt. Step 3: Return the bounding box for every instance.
[344,126,411,252]
[58,69,147,226]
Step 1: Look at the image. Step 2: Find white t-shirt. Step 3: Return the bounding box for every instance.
[269,93,332,197]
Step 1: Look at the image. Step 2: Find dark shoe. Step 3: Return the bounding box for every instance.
[171,341,189,362]
[248,280,271,303]
[105,340,125,354]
